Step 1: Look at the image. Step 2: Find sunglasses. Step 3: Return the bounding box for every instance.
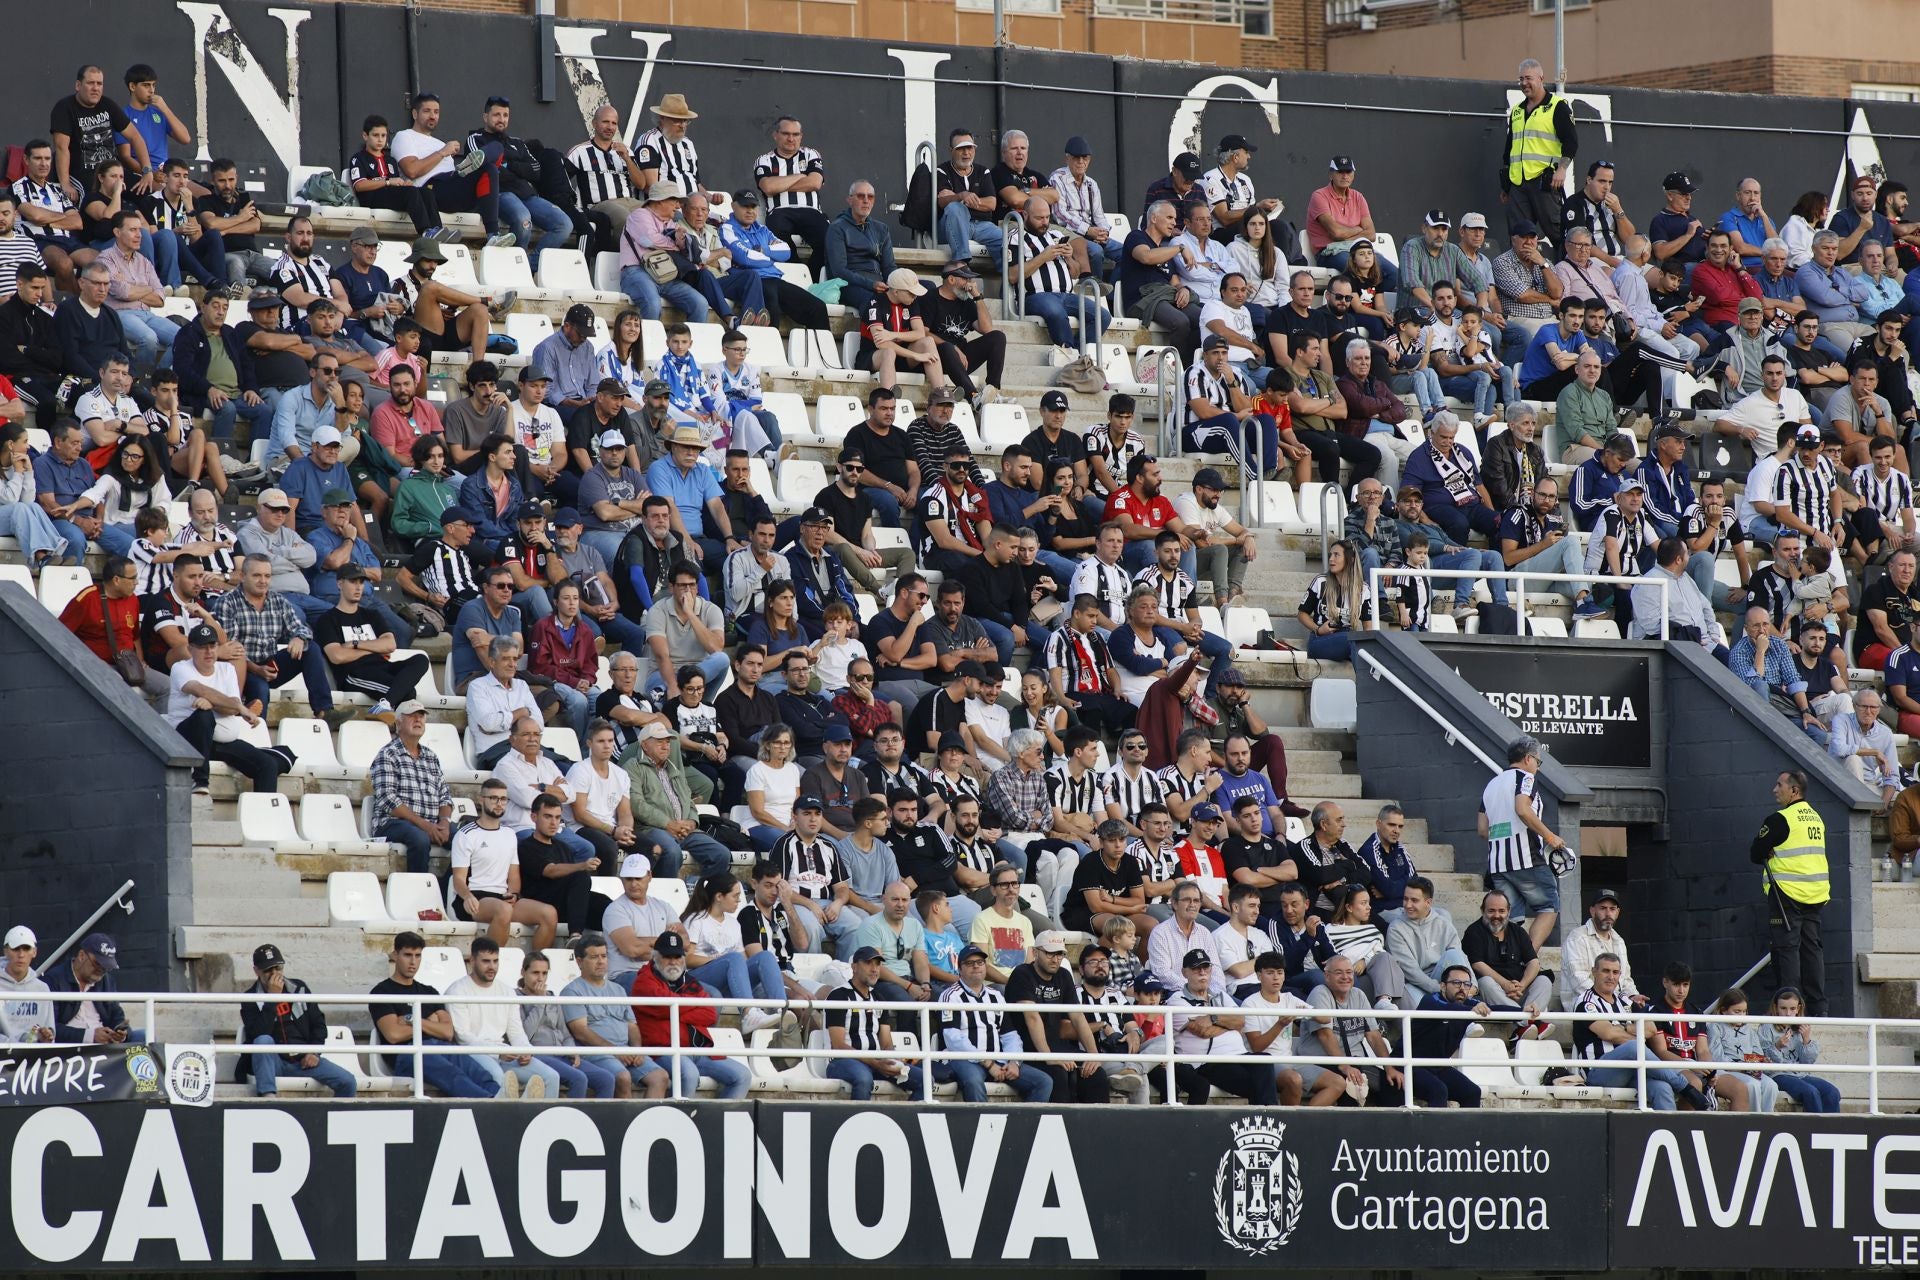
[840,463,865,473]
[263,504,291,513]
[850,673,873,683]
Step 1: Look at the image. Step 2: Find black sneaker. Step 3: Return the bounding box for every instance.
[1679,1084,1713,1111]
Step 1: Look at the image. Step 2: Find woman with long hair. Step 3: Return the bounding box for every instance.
[1008,667,1070,765]
[84,435,170,557]
[1703,987,1781,1113]
[1760,986,1842,1112]
[516,952,617,1099]
[1038,458,1100,561]
[1298,538,1373,662]
[1323,884,1407,1008]
[743,724,801,851]
[681,871,782,1031]
[598,308,648,405]
[1782,191,1828,269]
[0,422,77,566]
[743,580,809,693]
[1229,208,1287,327]
[1346,240,1393,327]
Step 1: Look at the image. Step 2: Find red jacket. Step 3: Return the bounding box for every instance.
[630,962,720,1056]
[527,613,600,689]
[1336,374,1408,439]
[1689,260,1761,328]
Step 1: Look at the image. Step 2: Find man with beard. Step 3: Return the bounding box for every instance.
[1105,453,1196,577]
[1174,466,1257,608]
[1499,474,1602,617]
[883,789,979,931]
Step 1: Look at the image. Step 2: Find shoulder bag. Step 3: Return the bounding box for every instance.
[98,588,148,687]
[626,226,694,286]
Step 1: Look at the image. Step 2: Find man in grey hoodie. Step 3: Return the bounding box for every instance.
[1385,877,1472,1001]
[0,926,54,1044]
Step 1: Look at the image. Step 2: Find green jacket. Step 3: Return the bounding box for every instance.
[391,471,462,543]
[625,747,700,831]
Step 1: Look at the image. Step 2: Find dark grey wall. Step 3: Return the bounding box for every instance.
[0,584,195,991]
[1641,644,1877,1014]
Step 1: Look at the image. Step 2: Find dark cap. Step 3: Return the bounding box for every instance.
[564,303,597,329]
[1509,219,1541,238]
[518,366,551,383]
[851,945,884,963]
[1201,333,1230,351]
[941,261,979,279]
[336,562,368,582]
[955,658,987,681]
[439,506,477,528]
[252,943,286,970]
[823,723,853,743]
[1172,152,1203,179]
[1423,209,1451,228]
[515,500,546,523]
[187,622,219,647]
[1063,135,1092,157]
[1216,665,1246,687]
[321,487,356,507]
[1328,155,1356,173]
[1795,424,1823,448]
[836,446,865,465]
[642,378,672,398]
[937,731,967,753]
[1662,171,1697,194]
[1191,802,1222,822]
[1192,467,1226,490]
[793,795,824,812]
[730,188,760,208]
[1039,389,1069,412]
[552,506,583,528]
[1218,134,1255,154]
[1135,975,1169,995]
[653,931,687,958]
[1181,948,1214,970]
[79,933,118,971]
[927,386,958,406]
[246,286,282,310]
[799,506,833,526]
[1591,888,1622,906]
[1650,420,1688,444]
[347,226,380,246]
[958,944,988,963]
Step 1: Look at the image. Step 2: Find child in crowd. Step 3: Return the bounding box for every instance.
[1392,530,1435,632]
[1383,306,1445,422]
[1761,987,1842,1112]
[812,600,867,696]
[1702,987,1781,1114]
[372,319,425,389]
[1103,914,1142,994]
[715,328,781,463]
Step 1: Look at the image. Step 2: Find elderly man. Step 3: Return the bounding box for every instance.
[935,128,1004,271]
[1491,220,1562,361]
[1399,210,1474,311]
[627,721,732,879]
[1016,197,1108,360]
[1627,537,1721,649]
[1796,230,1874,346]
[1461,889,1553,1016]
[98,209,178,374]
[645,425,732,567]
[1499,475,1601,615]
[617,180,709,321]
[466,633,543,766]
[369,699,454,874]
[1400,412,1499,545]
[644,558,728,700]
[825,180,897,318]
[1833,689,1901,808]
[212,553,345,724]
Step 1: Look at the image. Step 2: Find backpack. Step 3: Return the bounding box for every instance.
[297,170,357,209]
[1056,353,1105,395]
[900,163,934,235]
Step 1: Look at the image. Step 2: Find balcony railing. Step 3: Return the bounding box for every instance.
[1095,0,1251,25]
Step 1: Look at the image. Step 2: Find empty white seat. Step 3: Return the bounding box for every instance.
[384,873,472,937]
[1250,480,1302,530]
[1294,482,1347,536]
[1424,612,1459,634]
[275,718,348,780]
[777,459,828,509]
[815,395,864,444]
[741,325,790,371]
[476,245,539,293]
[687,322,726,365]
[421,722,482,783]
[590,876,623,903]
[871,525,910,553]
[37,566,92,617]
[434,243,481,290]
[1573,618,1621,640]
[759,391,813,442]
[393,648,464,710]
[1310,678,1357,731]
[542,948,582,991]
[237,792,324,854]
[752,457,797,516]
[504,311,554,354]
[1526,616,1569,638]
[301,793,396,855]
[415,946,468,990]
[1456,1037,1519,1093]
[543,727,583,763]
[1223,606,1288,664]
[494,946,525,992]
[592,250,624,295]
[328,871,391,924]
[337,721,393,773]
[979,402,1030,451]
[537,249,624,304]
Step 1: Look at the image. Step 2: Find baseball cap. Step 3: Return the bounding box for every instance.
[1191,802,1222,822]
[730,188,760,208]
[438,507,476,528]
[347,226,380,246]
[394,699,427,716]
[653,931,687,958]
[927,386,957,406]
[1509,219,1541,238]
[1423,209,1451,228]
[1064,135,1093,157]
[636,721,672,742]
[552,507,583,528]
[79,933,118,971]
[1738,297,1763,315]
[1201,334,1230,351]
[942,261,979,279]
[851,945,885,963]
[4,925,36,949]
[252,943,286,970]
[643,378,671,398]
[1181,948,1214,969]
[1459,212,1489,230]
[955,658,987,681]
[597,429,627,450]
[1854,172,1879,190]
[246,286,282,309]
[958,944,988,964]
[1039,389,1069,412]
[836,446,865,466]
[564,303,597,329]
[1192,467,1226,490]
[1328,155,1356,173]
[515,500,546,522]
[619,853,653,879]
[187,623,219,647]
[311,425,344,447]
[1218,133,1255,153]
[1795,424,1823,447]
[1616,476,1649,494]
[937,731,967,753]
[823,723,854,743]
[1591,888,1621,906]
[1662,171,1697,194]
[1650,420,1688,444]
[257,487,291,511]
[321,487,355,506]
[519,367,551,384]
[1135,975,1169,995]
[1172,152,1203,178]
[799,506,833,526]
[885,268,927,297]
[1035,931,1069,956]
[336,562,368,582]
[793,795,825,812]
[1216,665,1246,687]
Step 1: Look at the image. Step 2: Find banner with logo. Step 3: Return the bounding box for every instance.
[0,1044,164,1108]
[0,1101,1606,1270]
[1610,1113,1920,1271]
[1444,647,1653,769]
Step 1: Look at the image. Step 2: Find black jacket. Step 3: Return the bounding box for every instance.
[0,295,61,381]
[1482,433,1548,512]
[239,975,329,1072]
[953,553,1028,628]
[172,319,259,410]
[43,956,127,1044]
[474,128,543,201]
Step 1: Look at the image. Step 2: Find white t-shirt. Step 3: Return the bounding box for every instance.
[1198,300,1257,364]
[450,822,519,895]
[744,760,803,826]
[1422,316,1462,363]
[1213,921,1274,977]
[75,388,140,432]
[511,401,567,469]
[565,759,631,828]
[1174,491,1237,539]
[1239,989,1311,1051]
[964,696,1010,749]
[814,634,867,694]
[166,658,238,727]
[687,910,745,959]
[1740,455,1783,530]
[390,129,455,182]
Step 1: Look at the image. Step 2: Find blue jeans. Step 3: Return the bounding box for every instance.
[47,518,92,564]
[1440,371,1499,417]
[0,501,70,563]
[389,1035,500,1097]
[696,950,758,1001]
[1425,949,1472,984]
[250,1035,357,1097]
[940,202,1004,267]
[177,226,228,289]
[512,585,553,624]
[471,1051,565,1097]
[943,1059,1054,1103]
[1585,1039,1685,1110]
[498,192,573,268]
[378,818,436,875]
[641,826,733,879]
[1034,548,1078,584]
[241,644,335,714]
[94,523,136,557]
[643,648,731,700]
[978,617,1051,668]
[1745,514,1780,548]
[1024,291,1109,349]
[1432,548,1509,605]
[717,269,767,322]
[580,528,628,566]
[210,389,279,443]
[538,1052,618,1098]
[1081,235,1119,280]
[793,900,870,958]
[119,309,181,374]
[827,1057,888,1101]
[862,486,901,527]
[619,265,710,322]
[747,949,790,999]
[1388,368,1445,414]
[1775,1072,1841,1113]
[551,682,591,742]
[672,1052,752,1099]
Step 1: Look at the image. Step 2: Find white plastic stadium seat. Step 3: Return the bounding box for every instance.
[328,872,392,925]
[543,727,583,763]
[274,718,348,780]
[386,874,471,937]
[421,722,483,783]
[37,566,92,617]
[1572,618,1620,640]
[1526,616,1568,638]
[1248,480,1300,530]
[414,946,468,991]
[537,249,625,305]
[759,391,814,443]
[1310,678,1357,731]
[0,565,34,594]
[777,460,828,510]
[301,794,395,856]
[1293,482,1346,537]
[752,457,796,516]
[741,325,790,371]
[814,395,864,444]
[978,403,1030,451]
[337,721,393,773]
[542,948,582,992]
[238,793,324,855]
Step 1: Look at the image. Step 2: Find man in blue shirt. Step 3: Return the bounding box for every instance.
[123,66,190,173]
[271,355,343,471]
[31,421,100,563]
[1831,174,1900,266]
[278,426,353,533]
[304,489,415,646]
[985,442,1049,536]
[1646,171,1710,268]
[532,304,600,411]
[1211,747,1280,837]
[644,426,733,567]
[1516,296,1588,398]
[1716,178,1776,269]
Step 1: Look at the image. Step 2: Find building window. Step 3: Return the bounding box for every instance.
[957,0,1061,10]
[1530,0,1592,12]
[1244,0,1272,35]
[1853,83,1920,102]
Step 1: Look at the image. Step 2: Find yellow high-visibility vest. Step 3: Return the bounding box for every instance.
[1508,95,1567,186]
[1764,800,1830,906]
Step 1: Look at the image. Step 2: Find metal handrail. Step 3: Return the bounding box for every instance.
[1071,273,1103,360]
[31,879,135,979]
[1366,565,1672,642]
[1318,483,1344,568]
[999,212,1025,319]
[1154,348,1182,449]
[24,987,1911,1112]
[912,140,935,248]
[1355,646,1504,775]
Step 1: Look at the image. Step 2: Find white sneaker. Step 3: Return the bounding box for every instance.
[740,1007,781,1036]
[1375,998,1400,1012]
[500,1071,520,1100]
[523,1073,546,1101]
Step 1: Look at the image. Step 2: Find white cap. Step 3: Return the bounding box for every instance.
[4,926,35,949]
[311,425,344,447]
[619,853,653,879]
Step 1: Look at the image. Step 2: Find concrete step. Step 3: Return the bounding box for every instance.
[192,821,248,848]
[184,896,333,928]
[1287,772,1365,801]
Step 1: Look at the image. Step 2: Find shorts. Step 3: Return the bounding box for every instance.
[1284,1061,1329,1088]
[1490,864,1560,919]
[450,889,507,921]
[418,320,466,355]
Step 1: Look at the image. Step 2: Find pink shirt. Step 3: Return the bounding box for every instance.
[370,396,444,456]
[371,347,424,389]
[619,206,682,268]
[101,245,162,311]
[1304,184,1372,256]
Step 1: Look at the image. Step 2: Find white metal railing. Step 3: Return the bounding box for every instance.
[1355,646,1504,775]
[999,212,1026,319]
[25,989,1914,1112]
[1097,0,1253,23]
[1366,565,1672,641]
[31,879,134,977]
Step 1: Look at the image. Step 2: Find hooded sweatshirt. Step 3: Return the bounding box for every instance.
[1385,906,1463,997]
[0,969,54,1042]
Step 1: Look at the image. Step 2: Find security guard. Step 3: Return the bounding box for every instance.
[1500,58,1578,250]
[1750,770,1830,1015]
